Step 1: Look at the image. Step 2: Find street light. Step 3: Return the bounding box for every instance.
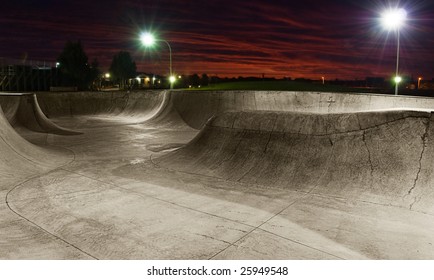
[418,77,422,89]
[381,8,407,95]
[394,76,402,84]
[140,32,175,89]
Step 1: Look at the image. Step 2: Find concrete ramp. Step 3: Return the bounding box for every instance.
[30,90,193,131]
[169,91,434,129]
[156,110,434,214]
[17,94,82,135]
[33,90,434,130]
[0,104,72,187]
[36,90,170,123]
[0,93,81,135]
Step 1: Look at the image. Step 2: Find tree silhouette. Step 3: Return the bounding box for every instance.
[188,73,200,87]
[89,58,101,90]
[57,40,94,90]
[201,73,209,86]
[109,51,137,89]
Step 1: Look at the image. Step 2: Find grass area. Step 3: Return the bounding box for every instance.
[188,80,374,92]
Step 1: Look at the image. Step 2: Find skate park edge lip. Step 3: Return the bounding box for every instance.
[0,92,34,96]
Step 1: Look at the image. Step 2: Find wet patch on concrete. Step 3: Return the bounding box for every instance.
[146,143,185,152]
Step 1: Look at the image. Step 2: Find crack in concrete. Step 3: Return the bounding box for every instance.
[193,233,233,246]
[239,114,279,181]
[216,115,430,138]
[410,196,423,211]
[263,113,278,153]
[4,146,98,260]
[231,113,238,129]
[236,159,256,182]
[408,117,430,210]
[263,132,273,153]
[355,114,363,131]
[215,130,245,169]
[362,131,374,178]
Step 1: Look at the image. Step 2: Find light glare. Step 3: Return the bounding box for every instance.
[381,8,407,30]
[394,76,402,84]
[140,32,155,46]
[169,76,176,83]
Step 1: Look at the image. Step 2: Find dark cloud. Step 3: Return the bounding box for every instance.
[1,0,433,79]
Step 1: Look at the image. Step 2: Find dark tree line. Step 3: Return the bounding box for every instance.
[109,51,136,89]
[57,41,100,90]
[57,41,137,90]
[177,73,210,88]
[56,40,228,90]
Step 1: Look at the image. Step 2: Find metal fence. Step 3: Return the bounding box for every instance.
[0,58,60,91]
[0,57,56,69]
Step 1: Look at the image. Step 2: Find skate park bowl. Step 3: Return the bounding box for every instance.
[1,90,434,259]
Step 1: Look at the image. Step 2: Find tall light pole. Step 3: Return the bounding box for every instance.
[140,32,175,89]
[381,8,407,95]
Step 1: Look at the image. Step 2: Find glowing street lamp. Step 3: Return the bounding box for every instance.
[381,8,407,95]
[140,32,175,89]
[140,33,155,46]
[418,77,422,89]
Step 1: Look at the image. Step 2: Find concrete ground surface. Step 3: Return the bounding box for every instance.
[1,90,434,259]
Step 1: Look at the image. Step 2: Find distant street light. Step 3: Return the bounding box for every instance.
[418,77,422,89]
[381,8,407,95]
[140,32,175,89]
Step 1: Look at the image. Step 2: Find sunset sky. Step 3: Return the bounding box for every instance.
[1,0,433,80]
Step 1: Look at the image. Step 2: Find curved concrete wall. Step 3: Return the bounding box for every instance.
[32,90,434,130]
[0,105,72,187]
[157,110,434,215]
[0,94,81,135]
[36,91,167,119]
[171,91,434,129]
